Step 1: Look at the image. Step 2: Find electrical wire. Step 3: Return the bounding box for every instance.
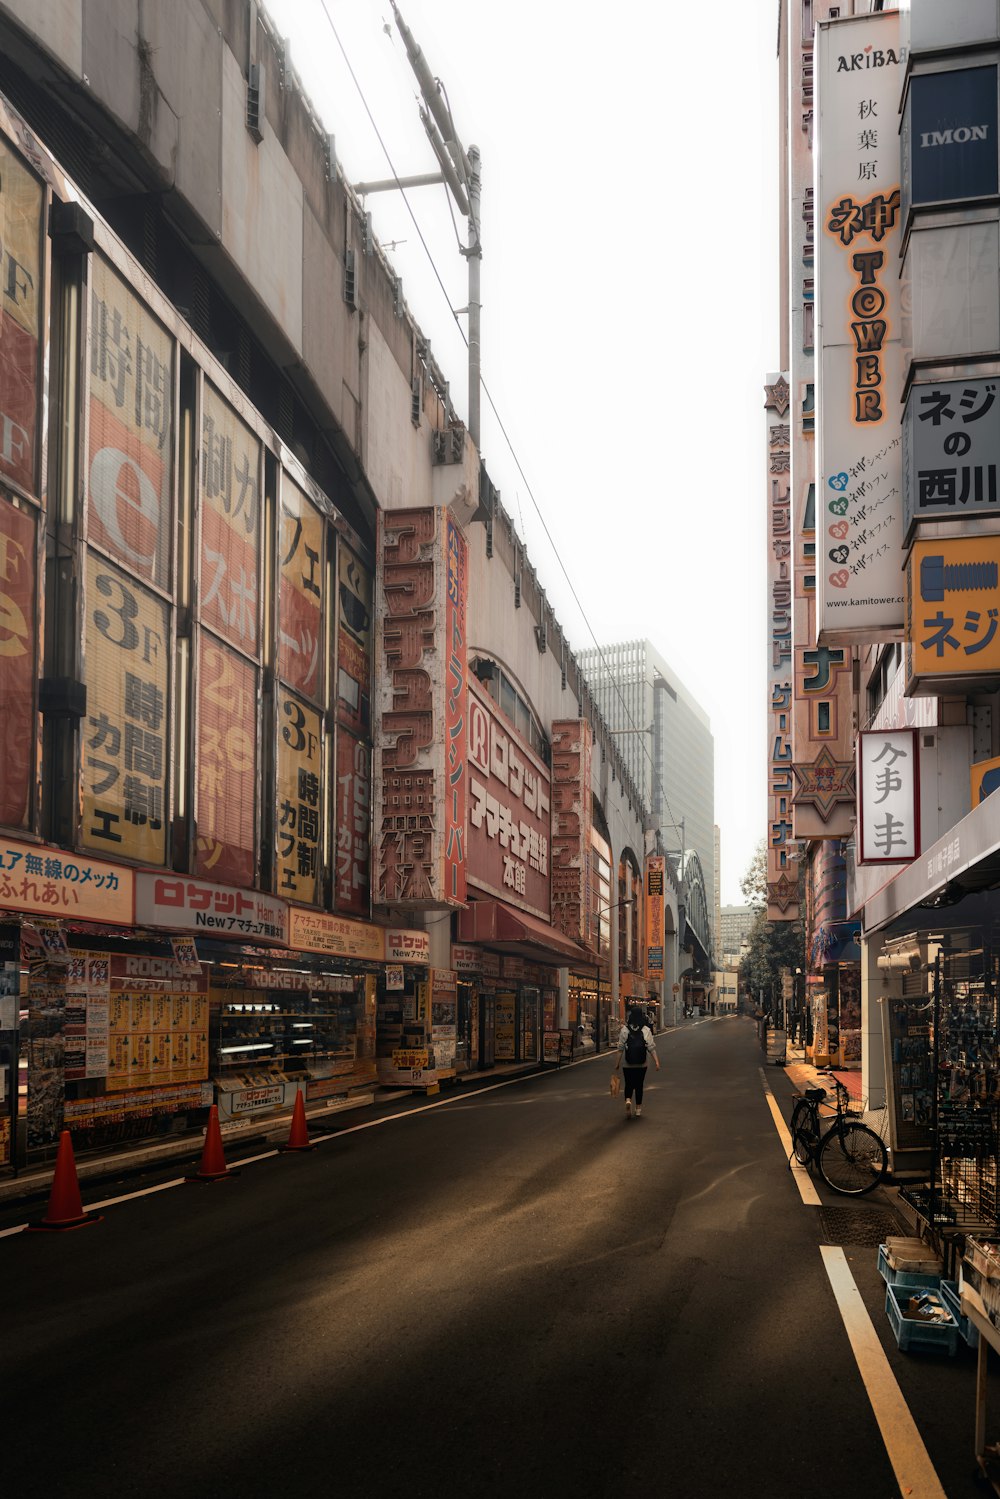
[314,1,688,853]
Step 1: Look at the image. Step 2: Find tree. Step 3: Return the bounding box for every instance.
[738,842,804,1012]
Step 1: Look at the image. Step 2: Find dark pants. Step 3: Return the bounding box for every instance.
[622,1066,647,1105]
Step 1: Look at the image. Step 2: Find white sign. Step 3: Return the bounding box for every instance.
[135,873,289,944]
[858,728,920,864]
[385,928,430,965]
[816,11,905,642]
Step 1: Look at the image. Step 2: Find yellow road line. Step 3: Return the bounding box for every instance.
[820,1245,947,1499]
[759,1067,821,1205]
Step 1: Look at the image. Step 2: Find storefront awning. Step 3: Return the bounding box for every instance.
[456,900,591,967]
[864,794,1000,935]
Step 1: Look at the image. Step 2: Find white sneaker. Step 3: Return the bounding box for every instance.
[625,1099,632,1118]
[635,1105,642,1117]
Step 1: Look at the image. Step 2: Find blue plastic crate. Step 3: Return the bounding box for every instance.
[885,1282,960,1355]
[876,1243,941,1289]
[940,1278,979,1348]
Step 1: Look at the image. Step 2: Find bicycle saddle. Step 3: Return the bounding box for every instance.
[805,1086,827,1101]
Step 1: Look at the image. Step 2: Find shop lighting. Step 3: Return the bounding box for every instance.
[220,1042,273,1054]
[292,1023,313,1029]
[292,1038,314,1045]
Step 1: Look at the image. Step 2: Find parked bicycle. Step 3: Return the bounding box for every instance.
[789,1076,888,1196]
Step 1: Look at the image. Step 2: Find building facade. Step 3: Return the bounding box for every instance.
[578,638,715,977]
[773,0,1000,1240]
[0,0,675,1175]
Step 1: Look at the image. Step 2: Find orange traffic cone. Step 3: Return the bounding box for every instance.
[186,1104,236,1182]
[28,1130,102,1231]
[279,1087,316,1153]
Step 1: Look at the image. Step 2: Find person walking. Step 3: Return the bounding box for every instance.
[614,1004,660,1119]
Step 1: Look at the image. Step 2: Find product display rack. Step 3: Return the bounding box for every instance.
[900,930,1000,1236]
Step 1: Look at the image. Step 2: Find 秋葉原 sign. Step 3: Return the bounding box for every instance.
[816,10,905,642]
[857,728,920,864]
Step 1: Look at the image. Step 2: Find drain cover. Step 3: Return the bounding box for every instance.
[819,1206,905,1247]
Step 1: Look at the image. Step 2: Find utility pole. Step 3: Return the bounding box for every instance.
[356,3,482,450]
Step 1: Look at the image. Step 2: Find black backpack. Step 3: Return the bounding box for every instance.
[624,1024,647,1066]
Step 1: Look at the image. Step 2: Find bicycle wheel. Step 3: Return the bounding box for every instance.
[818,1121,888,1195]
[792,1121,818,1165]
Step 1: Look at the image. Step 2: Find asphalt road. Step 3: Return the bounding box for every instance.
[3,1017,995,1497]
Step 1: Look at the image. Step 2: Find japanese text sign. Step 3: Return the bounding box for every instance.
[195,635,257,887]
[278,474,324,700]
[288,906,384,962]
[385,928,431,965]
[764,374,799,920]
[858,729,920,865]
[337,541,372,734]
[374,506,467,908]
[276,689,322,904]
[135,872,288,944]
[200,384,261,655]
[644,856,664,979]
[465,677,550,919]
[816,11,905,641]
[550,719,592,944]
[83,551,170,865]
[88,256,173,589]
[0,835,133,924]
[0,494,36,828]
[907,536,1000,683]
[0,137,42,496]
[903,378,999,532]
[335,728,371,917]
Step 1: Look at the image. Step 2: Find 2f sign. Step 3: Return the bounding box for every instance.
[858,728,920,865]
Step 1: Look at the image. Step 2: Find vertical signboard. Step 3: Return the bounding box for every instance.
[0,138,42,496]
[550,719,593,945]
[337,541,372,734]
[644,855,664,980]
[373,507,466,908]
[195,634,257,887]
[816,12,905,641]
[857,728,920,864]
[0,494,36,827]
[88,256,173,589]
[275,689,322,904]
[444,516,468,903]
[465,678,550,919]
[278,473,324,701]
[908,66,999,208]
[335,728,371,917]
[83,551,169,863]
[200,383,261,656]
[764,376,800,920]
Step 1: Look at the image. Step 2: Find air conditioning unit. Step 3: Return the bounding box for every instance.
[432,426,465,465]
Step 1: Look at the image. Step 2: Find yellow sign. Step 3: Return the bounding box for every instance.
[276,689,323,904]
[0,834,133,924]
[644,855,665,979]
[83,550,170,865]
[908,537,1000,679]
[289,906,385,962]
[972,754,1000,807]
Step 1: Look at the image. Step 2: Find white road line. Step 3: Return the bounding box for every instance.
[0,1222,27,1238]
[89,1177,186,1211]
[759,1067,822,1205]
[820,1245,948,1499]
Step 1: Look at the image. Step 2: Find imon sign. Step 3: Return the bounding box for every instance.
[816,10,905,641]
[465,678,550,919]
[858,729,920,865]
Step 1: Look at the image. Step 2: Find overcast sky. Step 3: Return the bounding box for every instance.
[269,0,781,903]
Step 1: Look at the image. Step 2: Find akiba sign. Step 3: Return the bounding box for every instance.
[909,67,998,206]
